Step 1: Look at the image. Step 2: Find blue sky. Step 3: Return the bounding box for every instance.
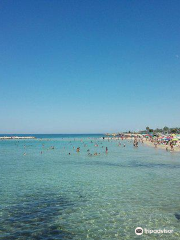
[0,0,180,133]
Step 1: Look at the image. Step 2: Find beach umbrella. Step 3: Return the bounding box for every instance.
[172,138,178,141]
[163,138,171,141]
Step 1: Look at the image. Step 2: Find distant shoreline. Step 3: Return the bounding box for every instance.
[0,136,35,140]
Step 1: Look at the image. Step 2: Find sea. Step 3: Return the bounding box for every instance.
[0,134,180,239]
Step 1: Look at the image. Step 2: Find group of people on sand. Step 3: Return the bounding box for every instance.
[144,137,178,152]
[149,138,175,152]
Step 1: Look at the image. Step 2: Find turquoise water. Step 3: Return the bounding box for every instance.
[0,135,180,239]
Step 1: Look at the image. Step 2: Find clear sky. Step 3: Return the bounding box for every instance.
[0,0,180,133]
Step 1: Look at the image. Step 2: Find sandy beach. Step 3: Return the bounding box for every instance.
[143,139,180,152]
[103,134,180,153]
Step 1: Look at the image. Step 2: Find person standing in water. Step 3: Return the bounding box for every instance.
[170,142,174,151]
[106,147,108,153]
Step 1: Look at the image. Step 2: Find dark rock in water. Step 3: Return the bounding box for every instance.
[0,192,75,239]
[175,213,180,220]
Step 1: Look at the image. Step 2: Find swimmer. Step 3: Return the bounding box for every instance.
[106,147,108,153]
[170,142,174,151]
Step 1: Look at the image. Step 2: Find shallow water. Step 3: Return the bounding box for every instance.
[0,135,180,239]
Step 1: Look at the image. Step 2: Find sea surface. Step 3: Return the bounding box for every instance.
[0,134,180,239]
